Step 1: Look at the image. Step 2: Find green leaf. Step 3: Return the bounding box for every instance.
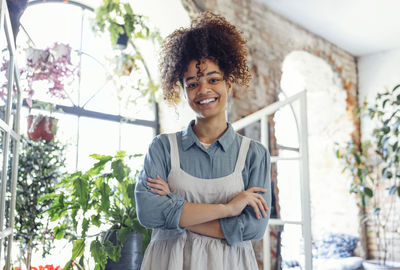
[117,227,131,243]
[90,239,107,268]
[382,126,390,134]
[64,260,73,270]
[91,214,101,227]
[364,187,373,198]
[90,154,113,162]
[353,153,361,165]
[82,218,90,237]
[132,218,147,234]
[104,240,121,262]
[53,225,66,240]
[393,141,398,152]
[73,177,89,211]
[382,99,390,108]
[99,182,111,212]
[71,239,85,260]
[112,159,126,182]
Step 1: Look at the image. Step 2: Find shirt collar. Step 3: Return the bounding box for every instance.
[181,120,235,152]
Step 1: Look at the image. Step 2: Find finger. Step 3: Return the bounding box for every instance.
[148,177,165,184]
[147,182,168,191]
[148,178,169,188]
[248,201,260,219]
[156,175,166,182]
[247,187,267,193]
[256,199,267,218]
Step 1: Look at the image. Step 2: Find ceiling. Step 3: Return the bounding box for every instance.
[26,0,400,57]
[258,0,400,57]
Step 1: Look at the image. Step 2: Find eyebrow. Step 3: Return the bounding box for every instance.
[184,71,221,82]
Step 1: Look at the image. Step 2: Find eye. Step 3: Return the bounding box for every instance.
[186,82,198,89]
[209,77,221,84]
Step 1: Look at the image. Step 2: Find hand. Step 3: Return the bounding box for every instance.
[226,187,268,219]
[146,175,171,196]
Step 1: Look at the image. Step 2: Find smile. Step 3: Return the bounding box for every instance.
[197,97,217,105]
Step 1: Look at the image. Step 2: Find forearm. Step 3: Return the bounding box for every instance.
[187,219,225,239]
[179,202,231,227]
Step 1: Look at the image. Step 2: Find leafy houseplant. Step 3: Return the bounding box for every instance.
[44,151,152,270]
[13,135,66,270]
[336,83,400,269]
[93,0,150,49]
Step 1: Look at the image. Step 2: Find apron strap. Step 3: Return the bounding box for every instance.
[168,133,180,170]
[234,136,251,173]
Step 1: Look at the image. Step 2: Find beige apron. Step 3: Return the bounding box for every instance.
[140,133,258,270]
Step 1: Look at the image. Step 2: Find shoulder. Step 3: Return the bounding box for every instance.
[242,136,270,163]
[147,133,171,153]
[147,132,185,153]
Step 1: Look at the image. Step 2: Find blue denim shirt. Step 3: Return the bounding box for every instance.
[135,120,271,246]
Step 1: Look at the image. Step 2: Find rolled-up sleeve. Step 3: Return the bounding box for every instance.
[220,141,271,245]
[135,135,186,230]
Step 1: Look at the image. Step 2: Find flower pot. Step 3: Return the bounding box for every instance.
[363,260,400,270]
[104,231,144,270]
[27,115,57,141]
[116,32,129,50]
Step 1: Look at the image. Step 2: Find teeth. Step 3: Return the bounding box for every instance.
[199,98,216,104]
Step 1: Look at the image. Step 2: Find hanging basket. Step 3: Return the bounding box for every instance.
[27,115,58,141]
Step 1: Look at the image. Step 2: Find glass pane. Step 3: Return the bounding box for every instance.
[274,102,300,158]
[77,117,120,171]
[20,3,82,49]
[280,223,310,268]
[120,123,154,171]
[277,160,302,222]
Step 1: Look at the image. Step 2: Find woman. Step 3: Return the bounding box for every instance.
[135,11,271,270]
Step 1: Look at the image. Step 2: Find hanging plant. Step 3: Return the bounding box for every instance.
[0,42,79,107]
[93,0,151,48]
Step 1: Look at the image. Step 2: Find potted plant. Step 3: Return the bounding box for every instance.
[11,135,66,270]
[336,83,400,269]
[93,0,154,49]
[44,151,152,270]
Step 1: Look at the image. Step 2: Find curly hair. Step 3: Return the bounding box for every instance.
[159,11,251,105]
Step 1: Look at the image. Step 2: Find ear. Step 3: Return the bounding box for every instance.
[226,77,233,94]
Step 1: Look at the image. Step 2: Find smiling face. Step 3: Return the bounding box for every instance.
[183,58,232,121]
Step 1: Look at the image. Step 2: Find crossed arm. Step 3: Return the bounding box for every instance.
[146,175,268,239]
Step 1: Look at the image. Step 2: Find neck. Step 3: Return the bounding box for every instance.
[192,115,228,144]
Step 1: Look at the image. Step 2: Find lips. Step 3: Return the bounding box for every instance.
[196,97,218,105]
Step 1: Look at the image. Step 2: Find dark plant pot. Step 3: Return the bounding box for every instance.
[105,232,144,270]
[27,115,57,141]
[116,32,129,50]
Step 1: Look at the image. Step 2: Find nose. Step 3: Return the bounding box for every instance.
[197,80,212,95]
